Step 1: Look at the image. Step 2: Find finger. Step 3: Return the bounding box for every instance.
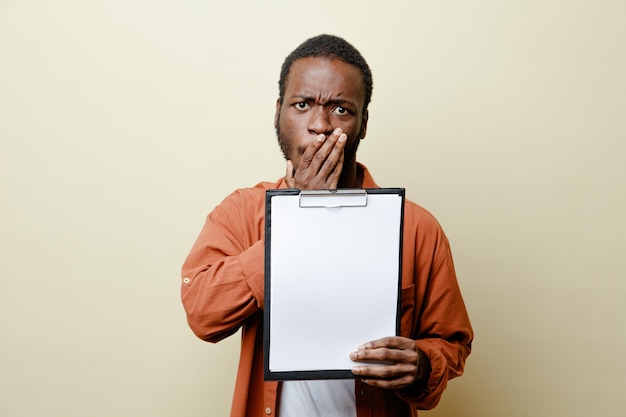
[308,128,344,174]
[360,379,406,389]
[326,147,344,189]
[358,373,416,389]
[294,129,346,189]
[350,345,418,364]
[358,336,416,351]
[285,160,295,188]
[352,362,416,378]
[351,364,418,389]
[320,132,346,182]
[298,134,327,171]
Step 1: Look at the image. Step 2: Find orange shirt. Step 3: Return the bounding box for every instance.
[181,164,473,417]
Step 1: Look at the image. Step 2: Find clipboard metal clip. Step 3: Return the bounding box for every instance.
[298,189,368,208]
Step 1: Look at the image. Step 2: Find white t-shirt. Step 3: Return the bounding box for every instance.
[278,380,356,417]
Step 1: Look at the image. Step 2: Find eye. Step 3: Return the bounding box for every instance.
[333,106,349,115]
[295,102,309,111]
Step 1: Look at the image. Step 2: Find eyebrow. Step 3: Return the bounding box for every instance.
[294,95,353,107]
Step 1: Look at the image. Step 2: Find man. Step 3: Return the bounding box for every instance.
[181,34,473,417]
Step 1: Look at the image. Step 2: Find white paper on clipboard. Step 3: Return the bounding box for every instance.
[264,188,404,380]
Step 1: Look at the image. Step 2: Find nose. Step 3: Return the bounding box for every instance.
[307,107,333,136]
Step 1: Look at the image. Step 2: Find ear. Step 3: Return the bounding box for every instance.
[274,99,281,130]
[359,109,369,140]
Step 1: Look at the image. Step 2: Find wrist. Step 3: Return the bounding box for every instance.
[397,348,431,397]
[415,348,431,384]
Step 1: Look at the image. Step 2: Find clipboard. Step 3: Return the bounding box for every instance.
[264,188,405,380]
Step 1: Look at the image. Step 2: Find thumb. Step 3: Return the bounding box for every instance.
[285,160,295,188]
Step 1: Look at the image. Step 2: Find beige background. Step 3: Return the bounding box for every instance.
[1,0,624,416]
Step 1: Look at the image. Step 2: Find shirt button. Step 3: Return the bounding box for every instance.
[265,407,272,415]
[182,277,190,284]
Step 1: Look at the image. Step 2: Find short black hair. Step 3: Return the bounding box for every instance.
[278,34,373,112]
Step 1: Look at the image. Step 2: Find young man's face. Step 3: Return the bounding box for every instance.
[275,57,368,171]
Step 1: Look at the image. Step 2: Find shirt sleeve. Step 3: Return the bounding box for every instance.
[180,191,265,343]
[398,222,473,409]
